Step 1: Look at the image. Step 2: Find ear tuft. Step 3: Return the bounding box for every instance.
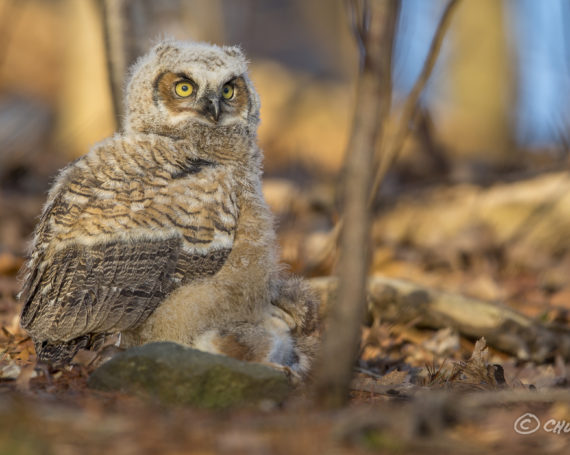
[223,45,245,59]
[151,39,179,59]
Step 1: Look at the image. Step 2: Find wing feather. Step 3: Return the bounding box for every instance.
[22,236,232,345]
[19,141,238,363]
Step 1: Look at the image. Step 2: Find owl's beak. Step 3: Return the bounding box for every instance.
[200,95,220,123]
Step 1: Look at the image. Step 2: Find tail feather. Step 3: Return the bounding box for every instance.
[34,333,106,366]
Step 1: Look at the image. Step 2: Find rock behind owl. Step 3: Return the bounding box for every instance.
[19,40,319,379]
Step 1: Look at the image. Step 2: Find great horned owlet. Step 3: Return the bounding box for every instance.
[19,40,319,378]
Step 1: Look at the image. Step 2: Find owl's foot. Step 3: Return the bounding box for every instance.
[270,276,320,336]
[268,305,297,330]
[71,333,124,370]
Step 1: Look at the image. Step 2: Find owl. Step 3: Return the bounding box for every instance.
[19,40,319,379]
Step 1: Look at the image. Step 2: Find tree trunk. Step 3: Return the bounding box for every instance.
[311,0,400,408]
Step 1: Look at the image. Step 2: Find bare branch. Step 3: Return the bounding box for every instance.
[369,0,462,207]
[311,0,400,408]
[98,0,148,131]
[99,0,128,131]
[345,0,370,69]
[306,0,461,276]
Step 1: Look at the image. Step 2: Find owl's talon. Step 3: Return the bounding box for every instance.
[269,305,297,330]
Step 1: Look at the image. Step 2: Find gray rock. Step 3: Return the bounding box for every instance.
[88,342,291,408]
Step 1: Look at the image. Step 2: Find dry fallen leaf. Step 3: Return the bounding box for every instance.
[377,369,409,386]
[0,362,21,379]
[422,328,460,356]
[451,338,506,390]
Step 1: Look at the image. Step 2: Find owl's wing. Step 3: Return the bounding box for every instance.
[20,235,231,342]
[19,194,232,352]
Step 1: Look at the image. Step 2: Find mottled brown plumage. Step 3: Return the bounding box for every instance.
[19,40,319,378]
[20,134,236,362]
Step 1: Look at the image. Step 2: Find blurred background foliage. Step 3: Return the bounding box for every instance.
[1,0,570,289]
[1,0,568,183]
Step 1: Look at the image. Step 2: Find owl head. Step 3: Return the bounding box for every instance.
[124,40,261,139]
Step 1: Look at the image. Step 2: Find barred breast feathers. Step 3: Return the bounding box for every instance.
[38,133,240,253]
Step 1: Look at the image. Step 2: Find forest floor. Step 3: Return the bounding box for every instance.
[1,169,570,454]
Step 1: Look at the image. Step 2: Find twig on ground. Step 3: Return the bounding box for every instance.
[310,275,570,362]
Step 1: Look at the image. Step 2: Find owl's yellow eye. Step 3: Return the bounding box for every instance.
[222,84,234,100]
[175,81,193,97]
